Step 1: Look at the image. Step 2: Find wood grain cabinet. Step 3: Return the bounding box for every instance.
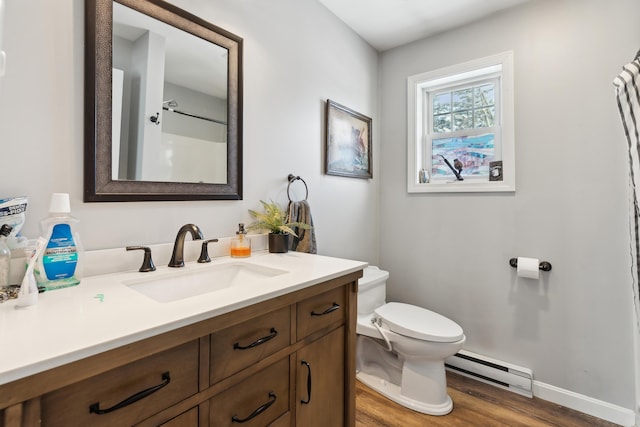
[0,270,361,427]
[210,305,291,384]
[297,286,346,340]
[158,407,199,427]
[296,327,345,427]
[41,340,200,427]
[209,357,290,426]
[295,286,347,426]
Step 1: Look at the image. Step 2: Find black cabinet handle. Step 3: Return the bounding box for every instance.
[233,328,278,350]
[300,360,312,404]
[311,302,340,316]
[89,372,170,415]
[231,392,276,423]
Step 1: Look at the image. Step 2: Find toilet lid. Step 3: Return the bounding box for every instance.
[374,302,464,343]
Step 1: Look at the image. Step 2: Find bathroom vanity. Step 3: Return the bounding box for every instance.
[0,252,365,426]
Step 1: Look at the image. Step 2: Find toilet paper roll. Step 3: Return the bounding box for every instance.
[517,257,539,279]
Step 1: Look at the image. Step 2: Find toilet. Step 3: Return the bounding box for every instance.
[356,266,465,416]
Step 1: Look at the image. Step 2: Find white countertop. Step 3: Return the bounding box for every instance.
[0,251,366,386]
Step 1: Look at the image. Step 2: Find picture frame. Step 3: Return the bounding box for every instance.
[325,99,372,179]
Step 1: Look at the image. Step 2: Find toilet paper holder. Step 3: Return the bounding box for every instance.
[509,258,552,271]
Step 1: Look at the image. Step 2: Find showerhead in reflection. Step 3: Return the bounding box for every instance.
[162,99,178,108]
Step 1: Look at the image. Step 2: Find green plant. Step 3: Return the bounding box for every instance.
[247,200,312,237]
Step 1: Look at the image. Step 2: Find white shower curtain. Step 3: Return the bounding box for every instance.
[615,53,640,427]
[614,55,640,313]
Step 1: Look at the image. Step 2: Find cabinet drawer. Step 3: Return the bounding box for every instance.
[297,286,345,340]
[210,306,290,383]
[159,407,199,426]
[41,340,199,427]
[209,357,290,427]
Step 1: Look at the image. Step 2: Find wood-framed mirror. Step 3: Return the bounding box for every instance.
[84,0,243,201]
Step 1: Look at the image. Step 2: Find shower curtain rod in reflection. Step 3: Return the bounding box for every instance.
[162,106,227,126]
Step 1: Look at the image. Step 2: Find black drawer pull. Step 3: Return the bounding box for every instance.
[233,328,278,350]
[300,360,312,404]
[231,392,277,423]
[89,371,170,415]
[311,302,340,316]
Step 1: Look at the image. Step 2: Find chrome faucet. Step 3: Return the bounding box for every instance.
[169,224,204,267]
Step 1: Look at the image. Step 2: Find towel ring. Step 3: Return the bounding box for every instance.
[287,174,308,202]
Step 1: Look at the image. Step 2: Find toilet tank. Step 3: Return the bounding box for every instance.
[358,266,389,315]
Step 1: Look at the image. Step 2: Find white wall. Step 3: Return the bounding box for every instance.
[379,0,639,410]
[0,0,379,265]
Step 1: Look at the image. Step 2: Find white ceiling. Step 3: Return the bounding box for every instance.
[317,0,531,51]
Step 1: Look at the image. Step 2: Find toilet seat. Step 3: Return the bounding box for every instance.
[374,302,464,343]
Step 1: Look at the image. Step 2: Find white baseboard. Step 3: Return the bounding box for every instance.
[533,380,636,427]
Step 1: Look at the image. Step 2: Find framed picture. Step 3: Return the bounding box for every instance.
[325,99,372,179]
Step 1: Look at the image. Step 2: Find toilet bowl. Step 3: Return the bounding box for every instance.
[356,266,465,416]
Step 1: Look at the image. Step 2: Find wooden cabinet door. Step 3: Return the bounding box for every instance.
[296,327,345,427]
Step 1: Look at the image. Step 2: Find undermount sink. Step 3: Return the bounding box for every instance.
[124,262,288,303]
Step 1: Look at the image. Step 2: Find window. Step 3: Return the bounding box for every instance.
[407,52,515,193]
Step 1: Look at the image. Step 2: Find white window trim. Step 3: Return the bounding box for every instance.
[407,51,515,193]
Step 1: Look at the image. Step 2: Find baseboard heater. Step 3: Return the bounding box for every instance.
[445,350,533,398]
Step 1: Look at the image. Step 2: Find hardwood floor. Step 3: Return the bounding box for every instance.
[355,372,621,427]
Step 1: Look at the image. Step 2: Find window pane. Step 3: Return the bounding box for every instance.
[453,111,472,131]
[433,92,451,114]
[452,88,472,112]
[431,133,495,177]
[474,107,495,128]
[433,114,451,133]
[474,84,494,108]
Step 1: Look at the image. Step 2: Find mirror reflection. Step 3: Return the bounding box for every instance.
[112,2,228,184]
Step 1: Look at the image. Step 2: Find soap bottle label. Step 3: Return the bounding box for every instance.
[42,224,78,280]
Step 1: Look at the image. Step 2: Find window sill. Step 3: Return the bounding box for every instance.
[407,179,515,193]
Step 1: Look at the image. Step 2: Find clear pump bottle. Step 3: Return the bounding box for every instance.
[230,223,251,258]
[0,224,12,288]
[35,193,83,291]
